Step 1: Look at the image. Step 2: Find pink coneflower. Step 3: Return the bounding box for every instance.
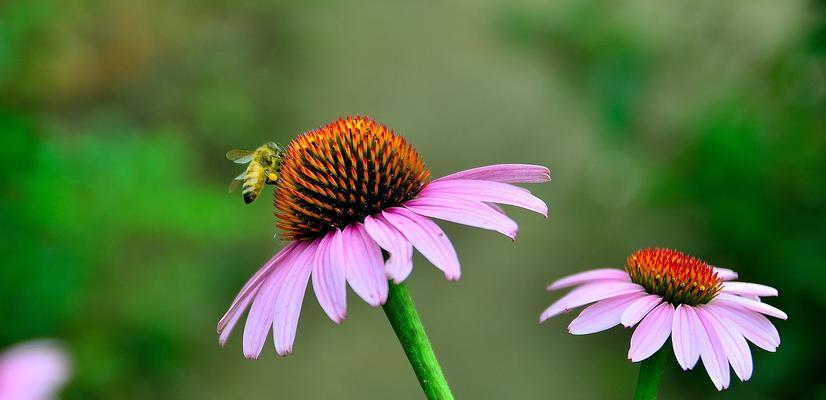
[541,248,786,393]
[218,117,549,374]
[0,340,70,400]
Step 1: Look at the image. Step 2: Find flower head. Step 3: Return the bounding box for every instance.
[541,248,786,391]
[275,116,430,241]
[219,115,550,358]
[0,340,70,400]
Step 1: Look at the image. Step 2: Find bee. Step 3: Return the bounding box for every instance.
[226,142,284,204]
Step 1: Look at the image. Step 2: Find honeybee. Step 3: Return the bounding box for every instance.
[226,142,284,204]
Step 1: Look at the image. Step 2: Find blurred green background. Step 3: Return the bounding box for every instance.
[1,0,823,398]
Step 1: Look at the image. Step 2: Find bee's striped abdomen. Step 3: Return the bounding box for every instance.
[242,162,266,204]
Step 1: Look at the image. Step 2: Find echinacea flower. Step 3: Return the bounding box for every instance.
[540,248,786,391]
[218,115,550,359]
[0,340,70,400]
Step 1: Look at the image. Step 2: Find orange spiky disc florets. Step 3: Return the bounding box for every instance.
[274,116,430,241]
[625,248,722,305]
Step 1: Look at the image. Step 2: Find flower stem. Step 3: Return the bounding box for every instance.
[382,282,454,400]
[633,347,670,400]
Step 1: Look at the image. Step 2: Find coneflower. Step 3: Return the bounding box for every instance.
[0,340,70,400]
[219,115,550,399]
[541,248,786,398]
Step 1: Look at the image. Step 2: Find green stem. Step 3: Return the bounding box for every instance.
[382,282,454,400]
[633,347,670,400]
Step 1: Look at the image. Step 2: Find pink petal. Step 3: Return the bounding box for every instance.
[695,307,732,390]
[219,300,249,347]
[420,179,548,216]
[567,293,644,335]
[620,294,663,327]
[672,305,702,370]
[700,306,753,382]
[713,267,738,281]
[486,202,506,215]
[628,302,675,362]
[546,268,630,291]
[540,281,645,323]
[0,341,70,400]
[242,243,305,359]
[273,243,315,356]
[217,242,300,343]
[706,304,779,352]
[382,207,461,280]
[721,282,778,297]
[363,215,414,283]
[405,196,518,239]
[435,164,551,184]
[311,230,347,323]
[342,224,389,306]
[712,293,787,320]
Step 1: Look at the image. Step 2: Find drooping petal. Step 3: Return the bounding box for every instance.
[620,294,663,327]
[219,300,249,347]
[217,242,300,343]
[713,267,738,281]
[435,164,551,184]
[707,303,779,351]
[712,293,787,320]
[404,196,518,239]
[273,243,315,356]
[242,243,305,359]
[540,281,645,323]
[721,282,779,297]
[383,207,461,280]
[546,268,630,291]
[420,179,548,216]
[695,307,732,390]
[311,230,347,323]
[672,305,702,370]
[701,306,753,382]
[342,224,389,306]
[567,293,644,335]
[628,302,675,362]
[363,215,414,283]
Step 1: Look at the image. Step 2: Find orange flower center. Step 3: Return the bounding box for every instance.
[274,116,430,241]
[625,248,722,305]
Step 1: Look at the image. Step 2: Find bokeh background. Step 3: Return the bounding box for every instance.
[1,0,824,398]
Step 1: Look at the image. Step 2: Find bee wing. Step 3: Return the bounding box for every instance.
[226,149,253,164]
[228,172,246,193]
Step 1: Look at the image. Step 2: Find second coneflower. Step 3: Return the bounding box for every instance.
[218,115,549,399]
[541,248,786,398]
